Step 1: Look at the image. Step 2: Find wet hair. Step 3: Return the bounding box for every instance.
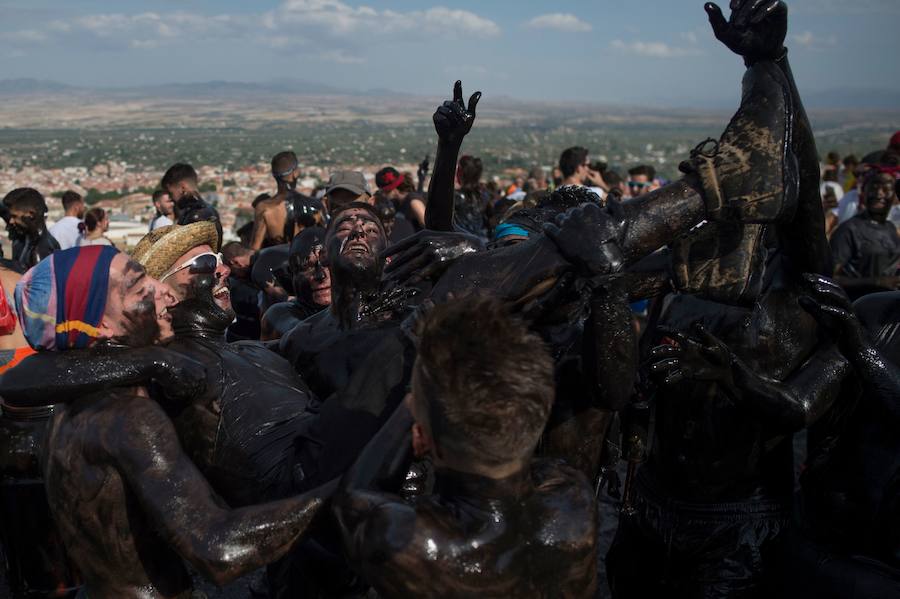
[61,190,83,211]
[628,164,656,180]
[559,146,589,179]
[221,241,252,263]
[457,155,483,190]
[271,151,298,175]
[413,296,554,467]
[3,188,47,214]
[160,163,198,190]
[80,207,105,234]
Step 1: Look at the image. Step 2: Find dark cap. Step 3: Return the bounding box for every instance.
[325,170,370,197]
[375,167,405,192]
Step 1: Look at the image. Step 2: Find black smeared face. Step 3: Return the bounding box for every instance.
[291,244,331,307]
[864,172,897,220]
[325,207,386,276]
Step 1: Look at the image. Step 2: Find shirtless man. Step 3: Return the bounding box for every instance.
[332,297,598,598]
[14,247,326,598]
[252,151,301,250]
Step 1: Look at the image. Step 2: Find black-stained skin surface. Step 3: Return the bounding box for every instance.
[333,406,599,599]
[783,280,900,596]
[608,3,846,597]
[43,386,327,599]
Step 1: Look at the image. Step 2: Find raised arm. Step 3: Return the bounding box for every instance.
[115,396,330,586]
[425,81,481,231]
[0,345,205,407]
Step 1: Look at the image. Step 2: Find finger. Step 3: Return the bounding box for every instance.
[656,326,690,346]
[383,245,424,272]
[453,80,463,105]
[467,91,481,115]
[811,282,852,309]
[385,254,430,283]
[650,344,682,358]
[693,323,724,348]
[750,0,783,23]
[664,370,686,386]
[798,296,824,318]
[705,2,728,34]
[650,357,681,372]
[382,234,420,258]
[606,197,626,223]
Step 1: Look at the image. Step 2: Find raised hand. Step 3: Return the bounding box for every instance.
[433,80,481,146]
[543,200,626,277]
[649,323,736,388]
[705,0,788,63]
[798,273,868,354]
[382,230,484,285]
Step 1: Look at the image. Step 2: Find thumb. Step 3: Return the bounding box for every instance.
[704,2,728,36]
[467,91,481,116]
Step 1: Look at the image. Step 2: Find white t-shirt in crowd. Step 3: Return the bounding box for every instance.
[49,216,82,250]
[837,189,860,225]
[150,215,174,231]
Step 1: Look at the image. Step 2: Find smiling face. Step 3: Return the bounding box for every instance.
[99,254,177,346]
[164,244,232,311]
[325,207,386,275]
[863,172,897,220]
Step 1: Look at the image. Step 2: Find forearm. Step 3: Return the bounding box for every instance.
[622,251,672,302]
[0,348,160,406]
[191,483,331,585]
[732,345,851,432]
[619,178,706,263]
[425,140,460,231]
[849,343,900,422]
[584,285,637,411]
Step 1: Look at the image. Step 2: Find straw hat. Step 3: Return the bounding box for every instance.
[131,221,220,279]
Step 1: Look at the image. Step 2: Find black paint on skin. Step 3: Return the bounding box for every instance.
[111,290,161,349]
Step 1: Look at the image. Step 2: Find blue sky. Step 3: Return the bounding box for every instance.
[0,0,897,105]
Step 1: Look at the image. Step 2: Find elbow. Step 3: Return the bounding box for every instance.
[189,540,258,587]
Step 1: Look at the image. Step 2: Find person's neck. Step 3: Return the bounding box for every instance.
[434,463,532,503]
[86,229,102,240]
[65,211,80,218]
[865,210,888,224]
[562,176,582,187]
[329,268,381,329]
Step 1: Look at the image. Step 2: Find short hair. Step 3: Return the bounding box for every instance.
[221,241,253,262]
[457,155,483,190]
[628,164,656,180]
[3,188,47,214]
[604,169,623,186]
[271,151,298,175]
[151,189,168,203]
[160,163,198,190]
[61,190,83,210]
[412,296,554,466]
[559,146,589,179]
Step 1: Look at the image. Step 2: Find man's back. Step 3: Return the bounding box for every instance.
[44,390,194,598]
[253,196,289,249]
[345,460,598,599]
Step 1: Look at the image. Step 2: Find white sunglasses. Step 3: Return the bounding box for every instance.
[160,251,223,282]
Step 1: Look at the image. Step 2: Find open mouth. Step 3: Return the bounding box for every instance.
[342,239,371,257]
[213,285,231,303]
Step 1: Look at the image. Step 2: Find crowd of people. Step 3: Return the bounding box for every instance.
[0,3,896,599]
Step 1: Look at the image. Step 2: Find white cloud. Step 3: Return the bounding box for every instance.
[525,13,592,33]
[680,31,698,44]
[4,1,499,52]
[610,39,700,58]
[791,31,837,49]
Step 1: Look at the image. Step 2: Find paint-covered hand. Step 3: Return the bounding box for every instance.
[150,348,207,401]
[649,324,737,389]
[799,273,868,355]
[433,80,481,146]
[383,230,484,284]
[543,200,626,277]
[705,0,787,63]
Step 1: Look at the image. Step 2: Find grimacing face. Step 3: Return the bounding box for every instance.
[291,245,331,307]
[325,207,386,273]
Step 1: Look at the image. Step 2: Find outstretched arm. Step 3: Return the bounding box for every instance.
[650,323,851,432]
[115,396,331,587]
[0,346,206,407]
[425,81,481,231]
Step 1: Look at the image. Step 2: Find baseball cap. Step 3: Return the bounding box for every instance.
[375,167,405,192]
[325,171,370,197]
